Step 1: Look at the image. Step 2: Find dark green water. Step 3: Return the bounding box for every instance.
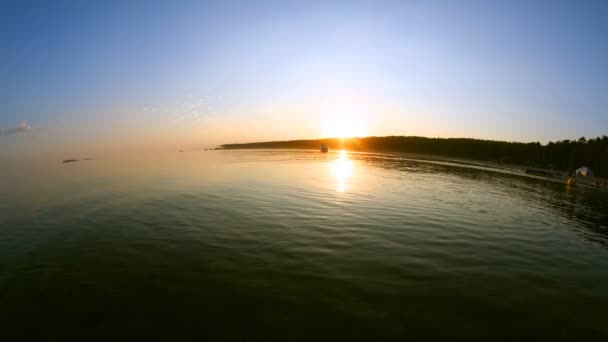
[1,150,608,340]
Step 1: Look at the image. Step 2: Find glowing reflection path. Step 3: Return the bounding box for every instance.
[331,150,354,192]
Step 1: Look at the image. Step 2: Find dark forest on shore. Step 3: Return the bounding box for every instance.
[221,136,608,177]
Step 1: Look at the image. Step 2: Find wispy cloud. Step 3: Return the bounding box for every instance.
[0,122,31,137]
[140,93,222,125]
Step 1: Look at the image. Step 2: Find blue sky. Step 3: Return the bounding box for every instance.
[1,0,607,156]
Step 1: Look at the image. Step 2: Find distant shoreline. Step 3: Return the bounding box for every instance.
[219,136,608,190]
[220,147,608,190]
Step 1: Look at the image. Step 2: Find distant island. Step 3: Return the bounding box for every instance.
[62,158,94,164]
[221,136,608,178]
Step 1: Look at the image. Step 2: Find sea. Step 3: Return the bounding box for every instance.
[1,149,608,340]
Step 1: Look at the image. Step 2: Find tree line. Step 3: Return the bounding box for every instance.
[221,135,608,177]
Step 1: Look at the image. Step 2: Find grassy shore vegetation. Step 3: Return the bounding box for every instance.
[221,136,608,177]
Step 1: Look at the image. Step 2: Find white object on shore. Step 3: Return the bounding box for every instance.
[576,167,593,177]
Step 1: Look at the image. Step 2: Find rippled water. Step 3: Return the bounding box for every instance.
[2,150,608,340]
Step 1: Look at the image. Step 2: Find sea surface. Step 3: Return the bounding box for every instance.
[1,150,608,340]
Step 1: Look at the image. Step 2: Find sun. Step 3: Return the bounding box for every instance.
[321,115,367,138]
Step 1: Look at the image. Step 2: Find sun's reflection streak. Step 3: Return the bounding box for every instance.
[331,150,353,192]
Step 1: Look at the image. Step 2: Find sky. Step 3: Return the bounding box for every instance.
[1,0,607,158]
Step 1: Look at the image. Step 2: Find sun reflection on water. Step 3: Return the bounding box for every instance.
[331,150,353,192]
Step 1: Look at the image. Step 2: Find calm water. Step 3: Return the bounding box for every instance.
[2,150,608,340]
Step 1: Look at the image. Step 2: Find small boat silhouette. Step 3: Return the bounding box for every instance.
[320,144,329,153]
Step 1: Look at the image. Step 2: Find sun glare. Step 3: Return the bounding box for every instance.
[321,115,367,138]
[331,150,354,192]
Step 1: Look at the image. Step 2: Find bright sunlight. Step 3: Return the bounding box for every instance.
[331,150,354,192]
[321,115,368,138]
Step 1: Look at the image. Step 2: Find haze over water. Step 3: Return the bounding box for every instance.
[2,150,608,339]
